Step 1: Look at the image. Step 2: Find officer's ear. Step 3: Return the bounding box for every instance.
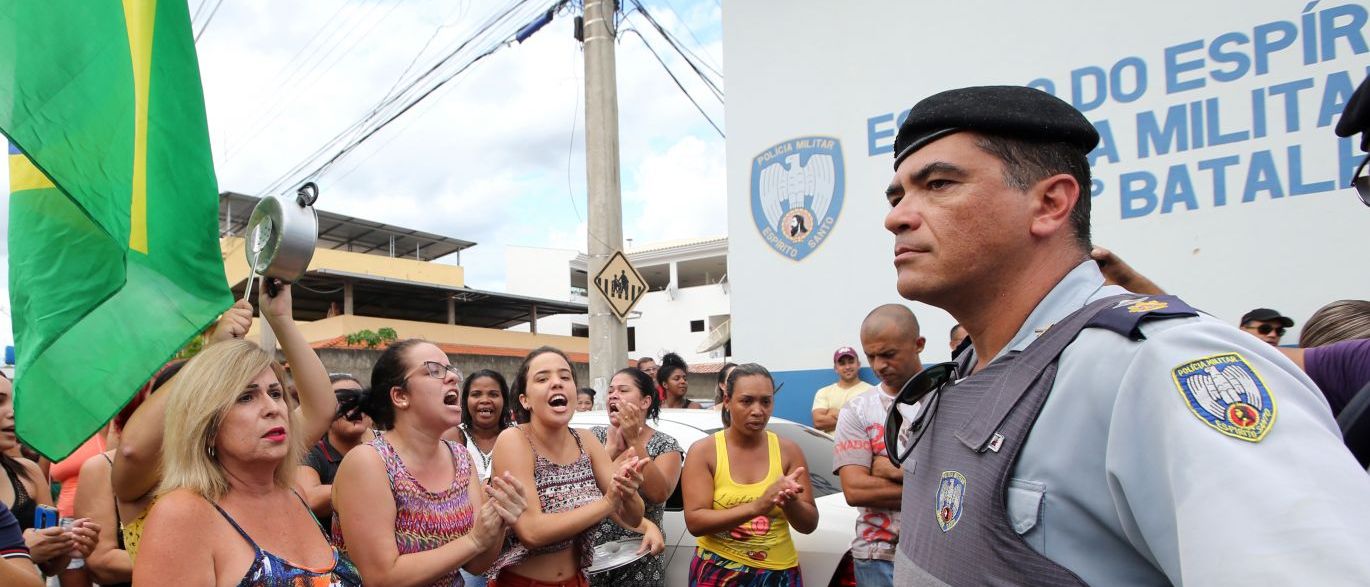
[1027,173,1080,241]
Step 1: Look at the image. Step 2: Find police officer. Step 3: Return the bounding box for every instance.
[881,86,1370,585]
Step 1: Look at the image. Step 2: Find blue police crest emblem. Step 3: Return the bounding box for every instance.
[1172,353,1277,442]
[750,137,845,261]
[936,471,967,533]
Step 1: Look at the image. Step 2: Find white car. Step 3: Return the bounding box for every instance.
[572,409,858,587]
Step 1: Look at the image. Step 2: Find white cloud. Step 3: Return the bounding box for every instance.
[2,0,725,347]
[625,135,726,243]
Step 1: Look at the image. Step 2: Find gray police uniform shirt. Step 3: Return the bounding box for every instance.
[987,260,1370,585]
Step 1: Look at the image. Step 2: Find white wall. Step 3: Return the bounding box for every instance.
[727,0,1370,368]
[504,245,578,335]
[724,0,1370,423]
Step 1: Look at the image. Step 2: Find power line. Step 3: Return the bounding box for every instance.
[620,27,723,137]
[260,0,565,195]
[630,2,722,101]
[194,0,226,43]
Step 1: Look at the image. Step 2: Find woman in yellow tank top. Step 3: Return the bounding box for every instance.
[681,364,818,586]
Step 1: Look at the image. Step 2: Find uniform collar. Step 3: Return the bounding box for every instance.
[995,259,1113,361]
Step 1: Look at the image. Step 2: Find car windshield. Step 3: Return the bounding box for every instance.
[705,422,842,498]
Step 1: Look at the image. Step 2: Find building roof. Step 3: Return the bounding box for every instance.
[313,336,589,363]
[236,268,587,330]
[627,236,727,255]
[220,191,476,262]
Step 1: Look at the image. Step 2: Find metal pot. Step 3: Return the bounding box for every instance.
[244,183,319,283]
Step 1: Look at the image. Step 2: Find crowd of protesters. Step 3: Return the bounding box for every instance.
[5,77,1370,586]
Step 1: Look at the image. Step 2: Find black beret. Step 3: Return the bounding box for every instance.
[1335,74,1370,152]
[893,85,1101,170]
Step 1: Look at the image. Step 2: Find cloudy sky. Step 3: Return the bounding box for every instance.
[0,0,726,349]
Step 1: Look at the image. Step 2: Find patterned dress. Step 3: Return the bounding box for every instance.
[589,426,683,587]
[332,434,475,587]
[487,426,603,580]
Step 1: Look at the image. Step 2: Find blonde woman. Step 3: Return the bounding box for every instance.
[133,283,356,586]
[112,298,254,561]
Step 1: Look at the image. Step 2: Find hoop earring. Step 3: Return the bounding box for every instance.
[207,444,217,459]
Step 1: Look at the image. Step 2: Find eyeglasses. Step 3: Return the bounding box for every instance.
[884,362,959,468]
[1352,154,1370,207]
[1244,324,1286,337]
[405,361,464,384]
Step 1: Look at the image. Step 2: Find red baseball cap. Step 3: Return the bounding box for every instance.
[833,346,858,362]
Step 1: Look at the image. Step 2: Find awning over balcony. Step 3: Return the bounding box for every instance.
[231,268,587,331]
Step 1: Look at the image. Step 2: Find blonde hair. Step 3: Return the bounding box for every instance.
[1300,300,1370,348]
[159,340,303,500]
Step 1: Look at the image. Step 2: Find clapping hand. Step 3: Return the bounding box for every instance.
[759,467,806,511]
[615,401,646,447]
[471,473,528,550]
[608,449,647,506]
[486,473,528,525]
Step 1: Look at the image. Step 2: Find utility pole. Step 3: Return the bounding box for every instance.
[583,0,626,394]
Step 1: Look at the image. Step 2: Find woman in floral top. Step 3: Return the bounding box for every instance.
[591,367,683,586]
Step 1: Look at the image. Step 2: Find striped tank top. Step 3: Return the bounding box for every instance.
[695,431,799,570]
[333,434,475,586]
[487,426,601,578]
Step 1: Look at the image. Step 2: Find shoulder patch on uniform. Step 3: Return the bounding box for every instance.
[1087,295,1199,340]
[1171,353,1277,442]
[936,471,966,532]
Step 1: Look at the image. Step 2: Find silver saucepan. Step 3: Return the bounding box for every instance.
[243,183,319,291]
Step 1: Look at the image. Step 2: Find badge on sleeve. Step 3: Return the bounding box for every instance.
[1171,353,1277,442]
[936,471,967,532]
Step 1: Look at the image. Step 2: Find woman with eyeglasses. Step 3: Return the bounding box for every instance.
[332,340,527,586]
[682,364,817,586]
[486,346,648,587]
[296,374,374,523]
[658,353,701,410]
[133,283,358,586]
[589,367,681,587]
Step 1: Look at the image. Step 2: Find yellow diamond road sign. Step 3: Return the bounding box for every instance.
[592,250,647,322]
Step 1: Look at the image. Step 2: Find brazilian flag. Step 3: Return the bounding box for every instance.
[2,1,231,459]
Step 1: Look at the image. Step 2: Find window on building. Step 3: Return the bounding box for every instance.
[690,319,705,332]
[571,324,589,338]
[627,327,637,352]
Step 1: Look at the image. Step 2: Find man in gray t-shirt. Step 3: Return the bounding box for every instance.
[832,304,924,587]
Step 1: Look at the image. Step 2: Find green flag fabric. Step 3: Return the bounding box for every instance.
[2,0,231,459]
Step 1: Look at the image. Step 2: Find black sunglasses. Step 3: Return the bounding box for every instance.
[1246,324,1286,337]
[884,362,959,468]
[1352,154,1370,208]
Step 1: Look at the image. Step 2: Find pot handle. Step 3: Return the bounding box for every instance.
[296,182,319,207]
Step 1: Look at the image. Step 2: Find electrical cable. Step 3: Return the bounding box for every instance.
[620,27,723,137]
[194,0,226,43]
[631,3,722,101]
[260,0,564,195]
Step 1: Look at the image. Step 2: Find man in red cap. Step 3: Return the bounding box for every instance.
[811,345,872,433]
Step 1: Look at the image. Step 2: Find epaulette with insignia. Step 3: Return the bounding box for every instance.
[1085,295,1199,340]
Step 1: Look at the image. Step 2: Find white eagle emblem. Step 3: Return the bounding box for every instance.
[1172,353,1276,442]
[749,137,845,260]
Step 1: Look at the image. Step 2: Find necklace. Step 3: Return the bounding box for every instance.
[464,425,496,470]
